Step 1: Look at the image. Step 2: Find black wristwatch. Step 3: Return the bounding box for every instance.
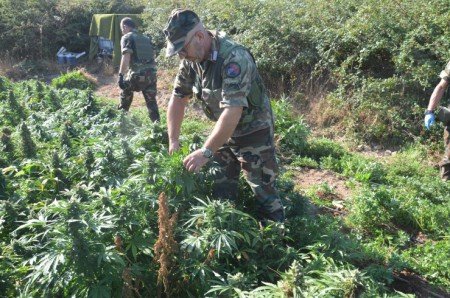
[425,109,434,115]
[201,147,213,159]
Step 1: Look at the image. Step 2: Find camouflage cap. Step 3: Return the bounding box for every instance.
[163,9,200,57]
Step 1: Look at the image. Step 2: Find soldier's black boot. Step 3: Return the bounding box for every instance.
[149,109,160,123]
[440,163,450,181]
[145,98,160,122]
[118,90,133,111]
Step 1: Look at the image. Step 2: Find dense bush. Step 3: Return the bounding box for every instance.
[1,1,450,294]
[1,0,449,144]
[51,70,96,90]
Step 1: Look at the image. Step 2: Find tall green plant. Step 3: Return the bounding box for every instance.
[7,90,26,123]
[20,122,37,158]
[1,128,15,157]
[0,170,6,199]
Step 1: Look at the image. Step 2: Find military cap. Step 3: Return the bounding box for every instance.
[164,9,200,57]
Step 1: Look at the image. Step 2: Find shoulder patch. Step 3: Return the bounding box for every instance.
[225,62,241,78]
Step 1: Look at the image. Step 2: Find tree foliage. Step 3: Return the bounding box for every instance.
[2,0,449,143]
[0,0,146,59]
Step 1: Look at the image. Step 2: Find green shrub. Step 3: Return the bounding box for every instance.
[291,156,319,168]
[346,187,395,234]
[0,0,146,59]
[304,138,347,161]
[340,154,386,184]
[385,145,435,179]
[51,71,95,90]
[320,156,343,173]
[20,122,37,158]
[0,76,446,296]
[272,98,310,154]
[402,240,450,288]
[0,76,12,94]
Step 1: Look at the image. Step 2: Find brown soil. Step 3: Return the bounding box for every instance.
[88,62,208,121]
[392,270,450,298]
[292,167,352,215]
[294,168,352,201]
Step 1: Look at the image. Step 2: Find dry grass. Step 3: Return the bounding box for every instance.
[85,56,115,76]
[1,56,66,81]
[0,57,15,77]
[76,67,99,86]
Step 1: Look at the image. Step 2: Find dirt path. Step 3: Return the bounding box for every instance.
[93,68,174,110]
[294,168,352,200]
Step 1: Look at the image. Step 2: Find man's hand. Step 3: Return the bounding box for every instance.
[183,149,210,172]
[118,73,127,90]
[424,112,435,130]
[169,139,181,155]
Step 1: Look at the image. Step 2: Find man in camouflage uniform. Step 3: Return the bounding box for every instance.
[163,9,284,223]
[118,17,160,122]
[424,60,450,180]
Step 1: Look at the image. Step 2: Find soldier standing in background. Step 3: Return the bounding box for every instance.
[424,60,450,180]
[118,17,160,122]
[163,9,284,224]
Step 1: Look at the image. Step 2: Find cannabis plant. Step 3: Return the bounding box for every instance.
[19,122,37,158]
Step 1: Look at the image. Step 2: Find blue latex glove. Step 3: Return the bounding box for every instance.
[424,113,435,130]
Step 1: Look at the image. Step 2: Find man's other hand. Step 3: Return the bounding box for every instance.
[183,149,209,172]
[424,113,435,130]
[169,139,180,155]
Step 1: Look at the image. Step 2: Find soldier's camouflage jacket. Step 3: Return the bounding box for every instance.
[173,31,274,137]
[121,30,156,84]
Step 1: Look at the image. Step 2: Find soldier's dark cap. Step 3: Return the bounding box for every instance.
[164,9,200,57]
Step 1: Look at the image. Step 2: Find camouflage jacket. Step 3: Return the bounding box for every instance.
[121,30,156,74]
[172,31,274,137]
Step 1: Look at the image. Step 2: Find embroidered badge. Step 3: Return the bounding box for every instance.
[225,62,241,78]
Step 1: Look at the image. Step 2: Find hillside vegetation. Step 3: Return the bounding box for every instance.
[2,0,449,144]
[145,0,450,145]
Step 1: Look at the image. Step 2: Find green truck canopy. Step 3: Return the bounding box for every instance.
[89,14,142,66]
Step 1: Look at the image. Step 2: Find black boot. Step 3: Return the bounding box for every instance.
[146,100,160,123]
[440,163,450,181]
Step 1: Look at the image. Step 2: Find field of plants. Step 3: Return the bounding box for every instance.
[0,0,449,297]
[0,73,449,297]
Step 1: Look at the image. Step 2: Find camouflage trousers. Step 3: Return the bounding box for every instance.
[211,127,285,222]
[119,69,160,122]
